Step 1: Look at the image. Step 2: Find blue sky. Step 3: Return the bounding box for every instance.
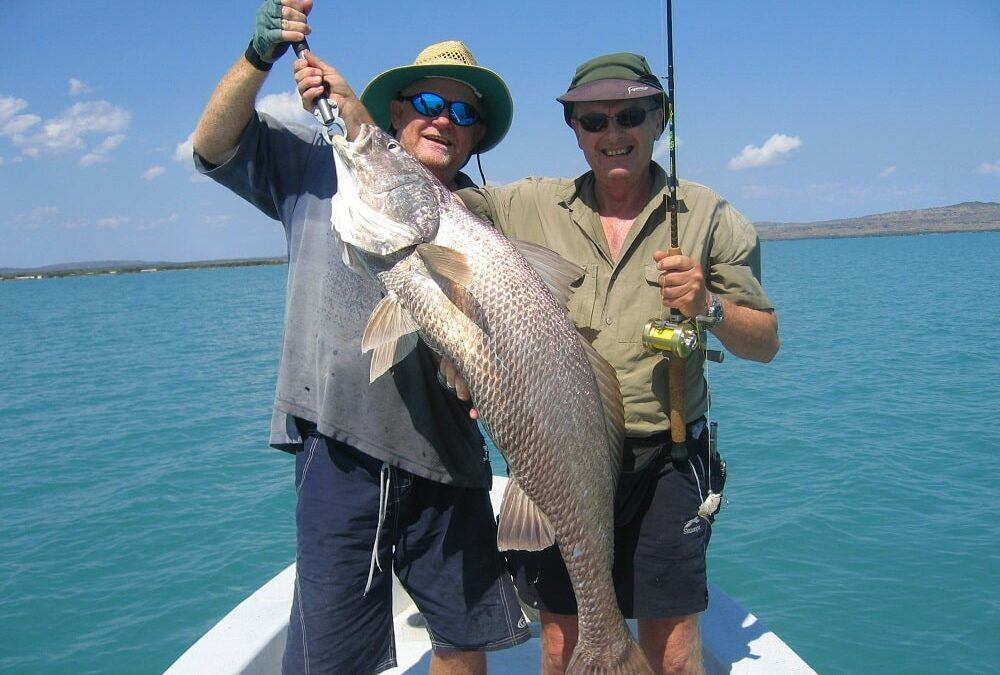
[2,0,998,268]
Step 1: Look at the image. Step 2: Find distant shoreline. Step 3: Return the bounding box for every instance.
[4,201,998,280]
[753,201,999,242]
[755,223,999,242]
[0,257,287,281]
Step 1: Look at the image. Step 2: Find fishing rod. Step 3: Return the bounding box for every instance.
[641,0,723,466]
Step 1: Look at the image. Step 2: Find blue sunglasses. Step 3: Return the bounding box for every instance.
[399,92,482,127]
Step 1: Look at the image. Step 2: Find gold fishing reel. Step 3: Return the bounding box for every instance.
[642,318,700,358]
[642,318,725,362]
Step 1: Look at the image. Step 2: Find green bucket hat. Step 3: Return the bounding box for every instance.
[360,40,513,154]
[556,52,669,127]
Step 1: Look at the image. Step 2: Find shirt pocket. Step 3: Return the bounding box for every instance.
[615,263,665,343]
[567,264,599,330]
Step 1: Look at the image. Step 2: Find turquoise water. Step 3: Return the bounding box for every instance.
[1,233,997,673]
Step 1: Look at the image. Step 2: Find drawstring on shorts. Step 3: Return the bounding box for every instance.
[363,463,391,595]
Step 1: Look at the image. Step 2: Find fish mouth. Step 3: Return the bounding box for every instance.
[331,123,375,166]
[332,123,421,199]
[354,123,374,150]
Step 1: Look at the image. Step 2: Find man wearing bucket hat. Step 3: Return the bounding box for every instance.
[192,1,527,673]
[459,52,780,674]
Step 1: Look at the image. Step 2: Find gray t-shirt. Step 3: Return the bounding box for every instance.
[195,112,489,488]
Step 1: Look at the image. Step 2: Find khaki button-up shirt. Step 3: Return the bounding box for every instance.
[460,163,772,436]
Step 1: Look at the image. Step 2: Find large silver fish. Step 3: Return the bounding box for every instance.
[330,124,653,675]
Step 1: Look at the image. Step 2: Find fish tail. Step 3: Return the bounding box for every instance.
[565,637,655,675]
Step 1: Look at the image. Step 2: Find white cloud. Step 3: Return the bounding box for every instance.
[738,184,793,201]
[2,113,40,136]
[80,133,126,167]
[11,206,60,229]
[144,165,166,180]
[0,95,40,137]
[96,216,130,229]
[175,132,209,180]
[257,91,315,126]
[43,102,130,151]
[134,213,179,231]
[69,78,94,96]
[977,160,1000,175]
[0,96,29,122]
[880,166,896,178]
[174,132,194,162]
[728,133,801,170]
[205,214,233,227]
[1,98,131,164]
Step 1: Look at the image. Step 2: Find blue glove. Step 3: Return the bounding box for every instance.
[249,0,289,67]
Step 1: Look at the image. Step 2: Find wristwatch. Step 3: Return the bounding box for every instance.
[704,293,724,328]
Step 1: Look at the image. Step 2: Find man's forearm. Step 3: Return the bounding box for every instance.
[193,55,269,166]
[711,302,780,363]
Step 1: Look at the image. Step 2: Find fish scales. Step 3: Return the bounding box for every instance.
[331,125,653,675]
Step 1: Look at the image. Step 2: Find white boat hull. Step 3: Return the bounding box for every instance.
[166,477,815,674]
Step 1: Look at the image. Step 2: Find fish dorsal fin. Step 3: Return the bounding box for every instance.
[510,239,584,307]
[362,294,420,382]
[579,335,626,475]
[497,476,555,551]
[362,293,420,353]
[416,244,491,337]
[416,243,474,287]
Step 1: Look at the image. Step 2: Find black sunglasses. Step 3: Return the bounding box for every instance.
[575,106,656,133]
[399,92,482,127]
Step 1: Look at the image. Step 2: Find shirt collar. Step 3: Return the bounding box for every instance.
[558,161,671,211]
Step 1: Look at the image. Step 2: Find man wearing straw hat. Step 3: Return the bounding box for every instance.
[192,1,528,673]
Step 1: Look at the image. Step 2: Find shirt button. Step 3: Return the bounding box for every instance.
[605,317,613,326]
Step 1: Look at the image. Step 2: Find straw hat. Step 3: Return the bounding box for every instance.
[360,40,513,153]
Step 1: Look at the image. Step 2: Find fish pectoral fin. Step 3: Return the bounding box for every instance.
[497,477,555,551]
[362,294,421,382]
[416,243,474,286]
[510,239,585,307]
[369,332,419,382]
[338,241,362,273]
[362,294,420,353]
[416,244,492,337]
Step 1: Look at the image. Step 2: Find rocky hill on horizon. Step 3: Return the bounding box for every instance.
[754,201,999,240]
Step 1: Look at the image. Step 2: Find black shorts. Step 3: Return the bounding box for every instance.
[507,420,723,619]
[283,428,530,675]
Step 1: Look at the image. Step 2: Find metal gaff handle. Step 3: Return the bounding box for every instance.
[293,39,345,138]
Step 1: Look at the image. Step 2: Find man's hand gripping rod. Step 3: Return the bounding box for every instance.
[293,40,347,142]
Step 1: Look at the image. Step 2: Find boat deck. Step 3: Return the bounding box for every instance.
[166,477,816,674]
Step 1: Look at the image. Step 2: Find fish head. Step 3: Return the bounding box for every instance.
[331,124,445,258]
